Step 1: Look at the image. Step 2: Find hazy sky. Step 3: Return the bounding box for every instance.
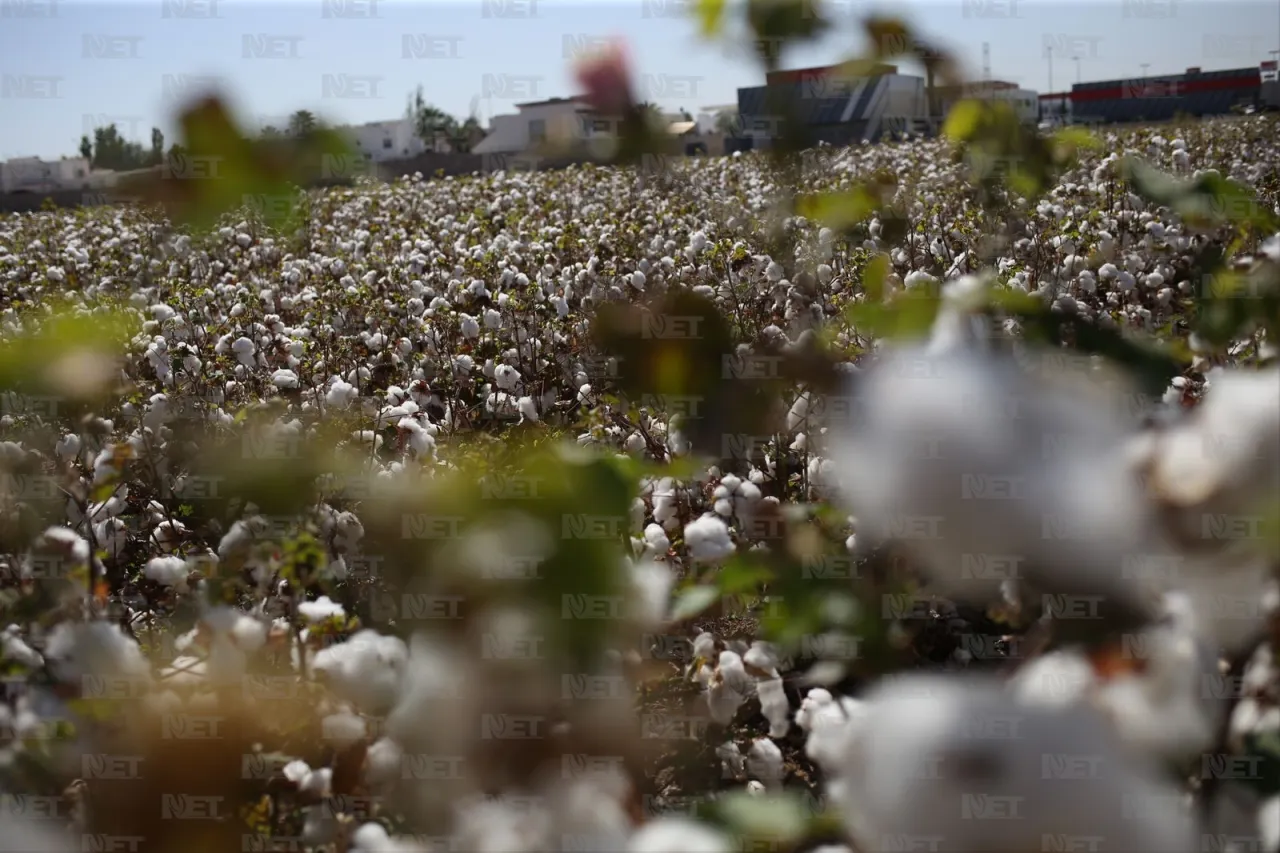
[2,0,1278,160]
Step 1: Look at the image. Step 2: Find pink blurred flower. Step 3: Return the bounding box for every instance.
[573,37,635,116]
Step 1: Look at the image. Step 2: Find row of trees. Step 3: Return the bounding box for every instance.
[76,125,166,173]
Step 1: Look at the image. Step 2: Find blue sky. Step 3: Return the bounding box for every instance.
[2,0,1278,160]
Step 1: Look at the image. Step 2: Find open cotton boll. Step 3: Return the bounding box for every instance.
[1,626,43,670]
[745,737,784,789]
[1010,650,1097,708]
[684,514,735,563]
[756,674,791,738]
[1148,366,1280,509]
[825,346,1162,625]
[628,817,733,853]
[144,555,189,588]
[298,596,346,624]
[716,741,745,778]
[629,558,673,628]
[321,711,367,749]
[1092,625,1223,761]
[271,368,299,389]
[42,620,152,688]
[311,629,407,713]
[833,674,1197,853]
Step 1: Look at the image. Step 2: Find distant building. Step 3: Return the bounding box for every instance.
[936,80,1040,125]
[733,63,931,148]
[1071,65,1265,124]
[0,156,94,193]
[472,97,595,155]
[1038,92,1074,125]
[338,118,428,162]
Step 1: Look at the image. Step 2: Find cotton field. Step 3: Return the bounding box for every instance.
[0,114,1278,853]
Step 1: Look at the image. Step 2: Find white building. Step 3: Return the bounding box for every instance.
[339,118,428,163]
[473,97,597,155]
[0,156,94,193]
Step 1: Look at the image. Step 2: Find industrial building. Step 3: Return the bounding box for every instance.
[731,64,931,149]
[1069,62,1274,124]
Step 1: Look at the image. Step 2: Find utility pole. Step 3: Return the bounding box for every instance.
[982,42,991,84]
[1074,56,1081,84]
[1047,46,1053,94]
[1140,63,1150,78]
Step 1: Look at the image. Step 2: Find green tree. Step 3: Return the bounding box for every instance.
[150,127,165,166]
[406,85,458,152]
[82,124,152,171]
[287,110,318,139]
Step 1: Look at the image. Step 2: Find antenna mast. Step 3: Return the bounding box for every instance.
[983,42,991,83]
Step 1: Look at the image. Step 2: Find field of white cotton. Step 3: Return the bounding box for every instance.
[0,113,1276,853]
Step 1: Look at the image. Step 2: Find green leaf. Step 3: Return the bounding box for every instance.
[861,252,890,302]
[715,790,812,844]
[671,585,721,621]
[1119,156,1279,232]
[942,99,984,142]
[795,188,878,233]
[715,556,775,596]
[694,0,727,37]
[1050,126,1103,157]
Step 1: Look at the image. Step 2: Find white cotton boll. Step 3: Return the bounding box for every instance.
[716,741,745,778]
[795,687,834,732]
[746,780,767,796]
[311,629,407,713]
[1150,366,1280,508]
[1259,796,1280,852]
[766,261,785,282]
[494,363,520,391]
[786,392,811,432]
[628,818,733,853]
[460,314,480,339]
[484,308,502,329]
[363,737,403,787]
[684,514,734,563]
[298,596,346,624]
[1116,271,1136,292]
[42,621,151,687]
[271,369,299,390]
[1093,626,1222,761]
[642,523,670,558]
[631,271,646,291]
[757,675,791,738]
[283,759,311,785]
[630,559,673,629]
[1010,650,1096,708]
[577,384,592,405]
[693,632,717,662]
[517,396,539,422]
[834,675,1197,853]
[745,738,784,789]
[1,626,43,669]
[326,380,358,409]
[144,555,189,588]
[321,711,367,748]
[825,346,1163,619]
[55,433,81,462]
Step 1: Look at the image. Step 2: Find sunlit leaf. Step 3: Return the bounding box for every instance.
[943,99,984,142]
[671,585,721,621]
[694,0,727,37]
